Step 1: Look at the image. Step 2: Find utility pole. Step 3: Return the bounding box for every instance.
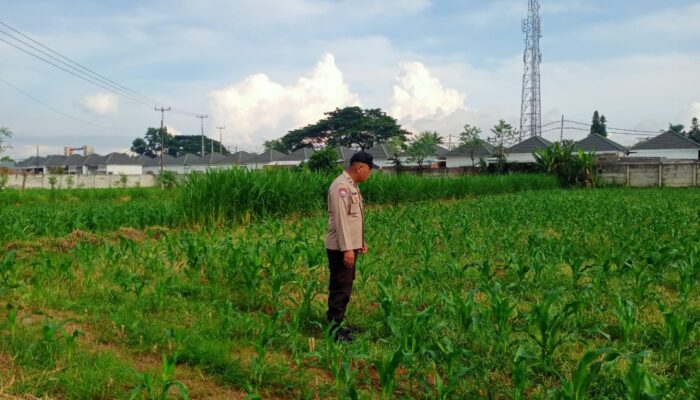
[196,114,208,156]
[216,126,226,154]
[560,115,564,142]
[155,106,171,190]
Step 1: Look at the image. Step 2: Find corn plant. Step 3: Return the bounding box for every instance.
[548,347,619,400]
[488,282,516,356]
[373,347,404,400]
[0,250,19,292]
[512,346,538,400]
[129,354,190,400]
[660,306,696,368]
[527,291,581,370]
[622,352,663,400]
[612,296,637,347]
[291,279,318,331]
[422,337,471,399]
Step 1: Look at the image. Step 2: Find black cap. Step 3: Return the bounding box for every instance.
[350,151,379,169]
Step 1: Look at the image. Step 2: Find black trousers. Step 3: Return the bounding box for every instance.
[326,249,357,324]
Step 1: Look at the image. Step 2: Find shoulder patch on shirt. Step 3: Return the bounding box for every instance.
[338,187,349,198]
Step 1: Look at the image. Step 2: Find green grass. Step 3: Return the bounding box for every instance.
[1,187,698,398]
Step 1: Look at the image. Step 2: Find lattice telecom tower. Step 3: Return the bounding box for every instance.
[520,0,542,138]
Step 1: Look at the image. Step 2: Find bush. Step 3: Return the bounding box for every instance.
[307,147,340,173]
[533,143,596,188]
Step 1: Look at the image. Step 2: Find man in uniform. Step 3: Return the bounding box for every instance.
[325,151,378,342]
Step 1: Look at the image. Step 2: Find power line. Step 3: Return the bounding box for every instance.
[0,36,156,108]
[0,76,127,130]
[0,19,201,116]
[0,23,164,108]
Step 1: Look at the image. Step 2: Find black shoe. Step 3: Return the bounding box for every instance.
[333,327,354,343]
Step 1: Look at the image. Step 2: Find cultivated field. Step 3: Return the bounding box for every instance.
[0,175,698,399]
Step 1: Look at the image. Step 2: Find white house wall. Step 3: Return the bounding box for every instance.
[630,149,700,160]
[106,165,143,175]
[506,153,537,163]
[446,156,483,168]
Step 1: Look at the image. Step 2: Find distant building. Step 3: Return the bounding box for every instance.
[573,133,629,157]
[507,136,553,163]
[444,140,495,167]
[629,131,700,160]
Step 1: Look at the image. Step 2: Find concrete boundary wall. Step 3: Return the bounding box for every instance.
[599,161,699,188]
[4,174,157,189]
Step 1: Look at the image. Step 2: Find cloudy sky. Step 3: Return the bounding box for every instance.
[1,0,699,159]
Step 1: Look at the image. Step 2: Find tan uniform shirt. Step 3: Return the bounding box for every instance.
[325,171,365,251]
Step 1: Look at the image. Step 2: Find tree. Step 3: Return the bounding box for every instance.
[459,124,482,146]
[281,107,409,151]
[307,147,340,173]
[488,119,517,161]
[688,117,700,143]
[0,127,13,155]
[406,131,440,171]
[131,127,173,157]
[132,129,229,157]
[668,123,685,134]
[589,111,608,136]
[263,139,288,154]
[599,115,608,137]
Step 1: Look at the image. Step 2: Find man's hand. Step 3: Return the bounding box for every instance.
[359,244,368,254]
[343,250,355,268]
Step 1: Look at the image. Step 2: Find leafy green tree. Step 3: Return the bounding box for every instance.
[488,119,517,161]
[132,129,228,157]
[281,107,409,151]
[131,127,173,157]
[263,139,287,154]
[0,127,12,155]
[407,131,440,171]
[307,147,339,173]
[667,123,685,135]
[688,117,700,143]
[460,124,482,146]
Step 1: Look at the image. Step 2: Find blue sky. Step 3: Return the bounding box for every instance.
[1,0,699,158]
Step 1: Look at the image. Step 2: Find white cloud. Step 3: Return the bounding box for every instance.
[79,93,119,115]
[209,53,361,146]
[390,62,466,123]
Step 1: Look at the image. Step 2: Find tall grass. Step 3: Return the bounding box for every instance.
[179,168,558,226]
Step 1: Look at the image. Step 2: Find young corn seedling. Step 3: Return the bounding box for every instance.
[677,260,695,303]
[488,282,516,357]
[512,346,538,400]
[612,296,636,347]
[548,347,619,400]
[526,291,580,371]
[660,306,696,369]
[291,279,318,332]
[623,351,663,400]
[129,353,190,400]
[0,250,20,293]
[373,347,404,400]
[422,337,471,400]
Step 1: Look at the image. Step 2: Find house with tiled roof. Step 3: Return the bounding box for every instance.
[506,136,553,163]
[573,133,629,156]
[243,149,287,170]
[277,147,316,166]
[629,131,700,160]
[444,140,495,167]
